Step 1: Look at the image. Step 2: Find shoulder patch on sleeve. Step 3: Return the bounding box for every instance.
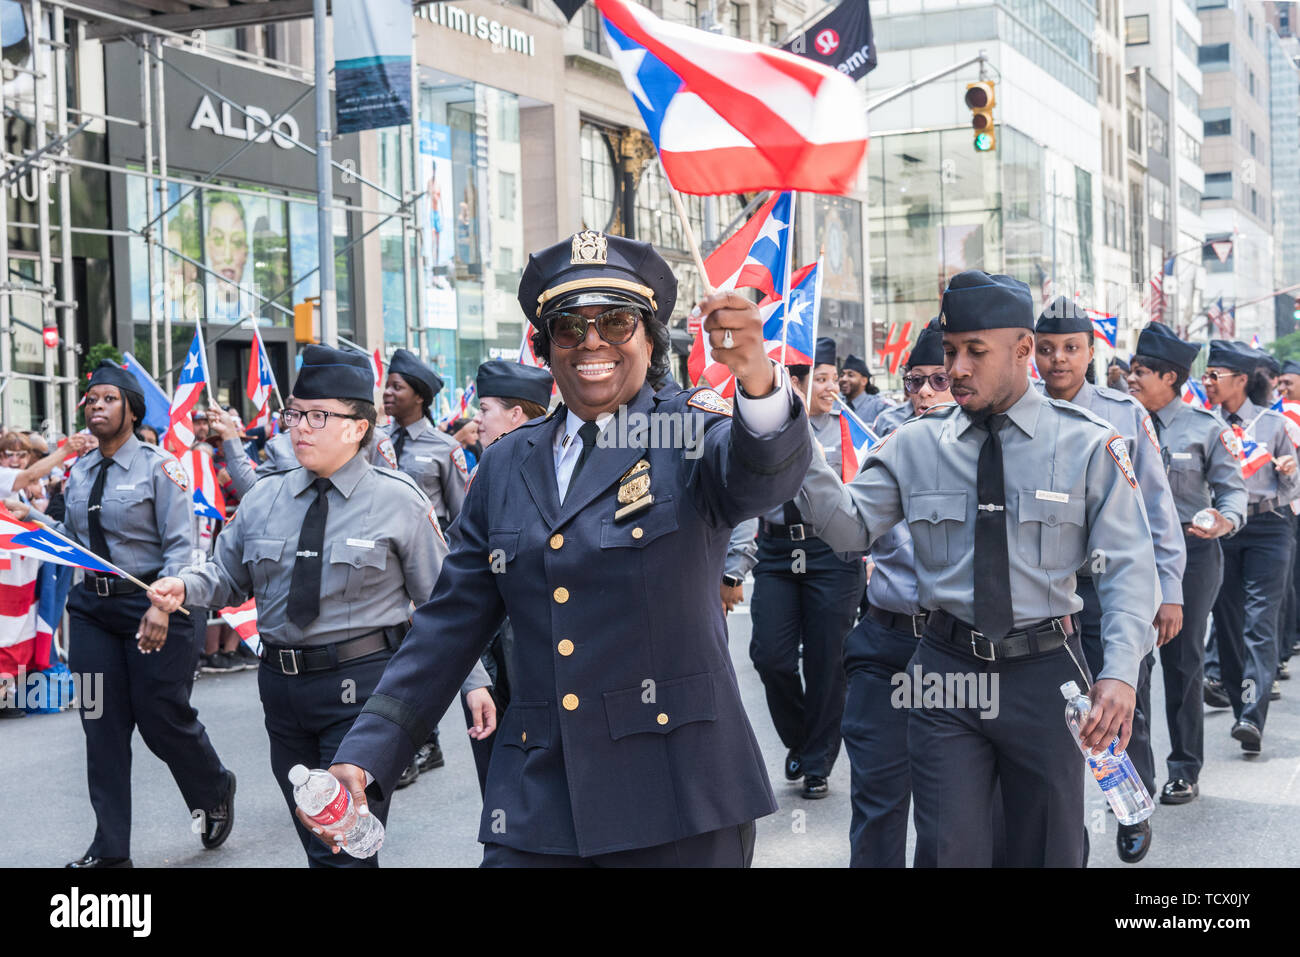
[1106,434,1138,488]
[451,447,469,479]
[161,458,189,491]
[428,505,446,546]
[1220,427,1244,461]
[686,388,733,416]
[1141,414,1161,452]
[378,436,398,469]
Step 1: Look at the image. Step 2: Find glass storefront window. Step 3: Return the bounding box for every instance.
[581,123,618,232]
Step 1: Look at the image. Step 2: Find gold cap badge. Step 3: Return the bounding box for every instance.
[571,230,608,265]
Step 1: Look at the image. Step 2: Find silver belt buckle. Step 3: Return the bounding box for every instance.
[789,523,806,541]
[94,576,111,597]
[278,649,300,676]
[911,614,926,639]
[970,629,996,661]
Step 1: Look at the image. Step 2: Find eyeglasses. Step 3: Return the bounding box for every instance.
[903,371,953,394]
[281,408,364,430]
[1201,370,1244,383]
[547,307,644,350]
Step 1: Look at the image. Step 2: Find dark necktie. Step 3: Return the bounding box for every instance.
[973,413,1013,641]
[1152,415,1171,472]
[392,427,408,463]
[287,477,331,629]
[569,421,600,485]
[1227,412,1242,426]
[87,457,114,563]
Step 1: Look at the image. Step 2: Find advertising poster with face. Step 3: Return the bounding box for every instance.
[204,190,257,322]
[419,122,458,330]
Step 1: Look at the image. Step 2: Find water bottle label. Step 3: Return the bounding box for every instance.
[1090,760,1125,791]
[306,783,350,826]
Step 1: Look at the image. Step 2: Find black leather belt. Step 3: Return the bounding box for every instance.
[82,570,160,598]
[1247,502,1282,518]
[866,605,929,638]
[927,608,1075,662]
[760,519,809,541]
[261,624,407,676]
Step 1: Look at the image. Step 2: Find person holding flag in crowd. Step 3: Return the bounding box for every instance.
[9,360,235,868]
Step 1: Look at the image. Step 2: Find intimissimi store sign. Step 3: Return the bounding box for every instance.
[416,2,537,56]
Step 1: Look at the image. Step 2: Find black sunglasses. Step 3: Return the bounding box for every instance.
[903,371,952,394]
[547,307,645,349]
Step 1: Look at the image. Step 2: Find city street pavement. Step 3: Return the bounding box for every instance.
[3,600,1299,867]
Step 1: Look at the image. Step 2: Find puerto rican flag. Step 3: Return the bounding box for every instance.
[1182,379,1210,409]
[703,192,792,299]
[596,0,868,195]
[164,332,208,455]
[219,598,261,656]
[1251,334,1262,348]
[1029,358,1043,382]
[1087,310,1118,348]
[761,261,819,365]
[0,505,117,574]
[1233,426,1272,478]
[441,384,477,429]
[246,335,275,430]
[182,448,226,522]
[834,398,879,482]
[1272,398,1300,447]
[0,551,40,677]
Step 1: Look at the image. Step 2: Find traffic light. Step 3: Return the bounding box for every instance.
[965,81,996,152]
[42,326,58,349]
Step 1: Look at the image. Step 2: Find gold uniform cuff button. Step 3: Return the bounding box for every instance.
[656,712,669,725]
[550,533,564,550]
[631,527,644,539]
[562,693,579,711]
[557,639,574,656]
[553,587,569,604]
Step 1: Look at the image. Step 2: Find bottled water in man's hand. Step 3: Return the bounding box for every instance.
[289,764,385,859]
[1060,682,1155,826]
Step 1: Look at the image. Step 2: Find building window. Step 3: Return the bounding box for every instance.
[1148,112,1168,157]
[1204,171,1233,201]
[684,0,698,26]
[769,20,784,43]
[1249,71,1256,98]
[1203,231,1234,270]
[1149,179,1169,222]
[1198,42,1230,69]
[1251,188,1258,216]
[1130,181,1146,284]
[1177,76,1199,113]
[582,4,608,55]
[1203,107,1231,136]
[1248,13,1255,41]
[729,2,743,39]
[1178,127,1201,165]
[1128,105,1143,154]
[1249,129,1257,157]
[1125,15,1150,45]
[580,123,618,232]
[1179,180,1201,215]
[1176,23,1197,62]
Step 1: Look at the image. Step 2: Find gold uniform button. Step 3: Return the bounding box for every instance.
[557,639,574,656]
[550,533,564,550]
[656,712,669,725]
[521,732,527,743]
[562,693,579,711]
[631,527,644,540]
[553,586,569,604]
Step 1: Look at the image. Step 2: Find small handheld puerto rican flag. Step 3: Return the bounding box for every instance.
[182,449,226,522]
[218,598,260,656]
[1232,426,1272,478]
[0,505,118,574]
[1028,358,1043,382]
[834,397,879,482]
[1272,398,1300,447]
[1181,379,1210,409]
[1251,334,1262,349]
[164,331,208,455]
[1087,310,1118,348]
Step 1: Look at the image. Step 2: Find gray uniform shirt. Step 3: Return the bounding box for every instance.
[1057,381,1186,605]
[725,517,758,579]
[225,431,296,498]
[1216,398,1300,509]
[851,390,891,426]
[871,402,911,437]
[865,405,925,617]
[762,411,842,525]
[1151,397,1247,530]
[795,384,1160,687]
[372,417,469,526]
[54,434,195,577]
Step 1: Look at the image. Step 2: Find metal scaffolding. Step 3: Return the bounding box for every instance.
[0,0,423,433]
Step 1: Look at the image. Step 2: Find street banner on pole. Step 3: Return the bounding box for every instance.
[333,0,413,134]
[781,0,877,81]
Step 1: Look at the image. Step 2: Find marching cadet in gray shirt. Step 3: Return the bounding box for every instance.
[795,271,1159,867]
[221,427,296,498]
[841,354,892,426]
[1202,339,1300,753]
[149,346,492,868]
[1127,323,1246,809]
[721,517,758,615]
[1034,297,1185,865]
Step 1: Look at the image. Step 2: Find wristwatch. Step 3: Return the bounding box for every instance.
[722,573,744,588]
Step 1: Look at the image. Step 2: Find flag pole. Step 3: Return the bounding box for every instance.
[668,185,715,296]
[247,315,286,411]
[780,194,795,364]
[193,317,219,410]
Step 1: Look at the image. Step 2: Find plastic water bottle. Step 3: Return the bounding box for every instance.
[1060,682,1155,825]
[288,764,384,858]
[1192,508,1217,531]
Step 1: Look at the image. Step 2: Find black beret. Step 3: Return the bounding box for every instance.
[1034,296,1093,335]
[814,337,837,367]
[843,354,872,377]
[292,344,375,403]
[1134,322,1201,372]
[1282,360,1300,376]
[907,318,945,369]
[86,359,145,405]
[476,360,553,409]
[388,348,444,396]
[518,230,677,329]
[1206,340,1256,374]
[940,270,1034,332]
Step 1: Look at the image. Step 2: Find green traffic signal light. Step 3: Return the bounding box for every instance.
[974,131,994,152]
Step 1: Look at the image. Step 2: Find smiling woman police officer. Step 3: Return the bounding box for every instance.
[307,230,811,866]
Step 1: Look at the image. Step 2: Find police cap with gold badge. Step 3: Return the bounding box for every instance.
[388,347,445,397]
[476,359,554,409]
[292,344,375,402]
[940,270,1035,331]
[518,229,677,328]
[1135,321,1201,372]
[1034,295,1093,335]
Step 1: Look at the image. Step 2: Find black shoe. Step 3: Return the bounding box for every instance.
[395,761,420,789]
[1116,820,1152,863]
[201,771,236,849]
[1279,661,1291,681]
[1160,778,1198,805]
[1231,719,1262,753]
[0,699,26,718]
[1203,678,1231,709]
[66,854,132,868]
[233,644,260,670]
[201,651,241,674]
[784,749,803,782]
[416,741,445,772]
[1269,680,1282,701]
[801,775,828,799]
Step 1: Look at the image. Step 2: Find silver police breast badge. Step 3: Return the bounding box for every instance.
[571,230,608,265]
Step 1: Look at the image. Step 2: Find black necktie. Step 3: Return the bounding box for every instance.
[1152,415,1171,472]
[1227,412,1242,426]
[287,478,331,629]
[87,457,114,563]
[973,414,1013,641]
[392,427,408,463]
[569,421,600,485]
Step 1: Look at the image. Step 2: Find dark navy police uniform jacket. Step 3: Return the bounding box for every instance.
[334,380,811,856]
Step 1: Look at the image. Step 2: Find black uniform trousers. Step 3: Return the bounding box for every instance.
[480,821,756,867]
[259,650,395,868]
[66,588,228,860]
[841,610,918,868]
[1159,534,1222,784]
[908,627,1092,867]
[1077,575,1156,797]
[1213,509,1294,732]
[748,535,864,778]
[1280,513,1298,666]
